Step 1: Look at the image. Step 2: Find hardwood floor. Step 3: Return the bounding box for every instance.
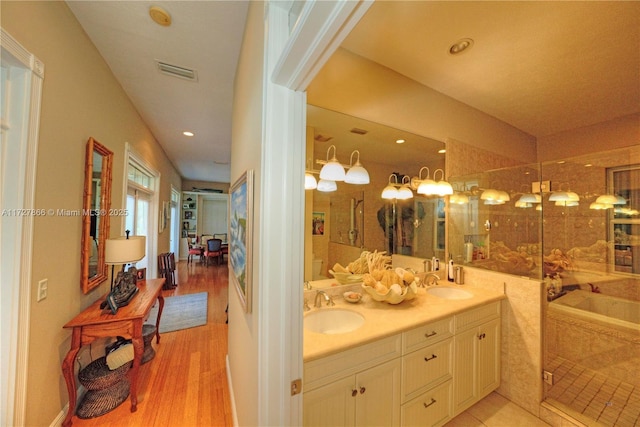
[72,260,233,427]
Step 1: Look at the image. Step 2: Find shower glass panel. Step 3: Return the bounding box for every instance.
[542,146,640,427]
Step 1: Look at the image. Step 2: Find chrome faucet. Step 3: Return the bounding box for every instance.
[314,290,334,308]
[423,273,440,287]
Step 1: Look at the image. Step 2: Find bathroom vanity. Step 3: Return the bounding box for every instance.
[303,285,504,427]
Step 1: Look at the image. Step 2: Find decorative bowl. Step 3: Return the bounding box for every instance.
[361,280,418,304]
[329,270,364,285]
[343,291,362,303]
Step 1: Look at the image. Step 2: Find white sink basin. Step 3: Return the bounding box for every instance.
[427,287,473,300]
[305,309,365,334]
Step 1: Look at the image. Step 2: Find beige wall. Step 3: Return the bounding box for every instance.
[308,48,537,165]
[1,2,181,425]
[228,2,264,425]
[537,113,640,162]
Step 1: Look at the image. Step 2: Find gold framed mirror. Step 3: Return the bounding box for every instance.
[81,137,113,293]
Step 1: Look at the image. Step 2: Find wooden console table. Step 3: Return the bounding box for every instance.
[61,278,165,427]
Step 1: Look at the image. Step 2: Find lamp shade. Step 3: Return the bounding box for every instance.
[381,184,399,199]
[105,236,146,265]
[345,164,370,184]
[319,145,345,181]
[317,179,337,192]
[305,173,318,190]
[344,150,370,184]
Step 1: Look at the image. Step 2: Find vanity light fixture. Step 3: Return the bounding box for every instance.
[415,167,437,195]
[595,194,621,205]
[344,150,370,184]
[449,192,469,205]
[433,169,453,196]
[319,145,346,181]
[317,179,337,192]
[381,174,400,200]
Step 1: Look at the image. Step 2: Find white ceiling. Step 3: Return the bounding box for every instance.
[68,1,639,184]
[67,1,249,183]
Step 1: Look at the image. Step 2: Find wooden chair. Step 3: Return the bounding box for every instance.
[184,237,203,264]
[204,239,223,266]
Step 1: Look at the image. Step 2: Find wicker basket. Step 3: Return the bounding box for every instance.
[76,378,130,419]
[78,356,130,391]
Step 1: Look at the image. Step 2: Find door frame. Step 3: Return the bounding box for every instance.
[0,28,44,427]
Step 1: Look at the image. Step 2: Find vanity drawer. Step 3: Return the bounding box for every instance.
[402,337,453,403]
[454,301,500,333]
[402,316,453,354]
[304,334,402,391]
[401,380,452,427]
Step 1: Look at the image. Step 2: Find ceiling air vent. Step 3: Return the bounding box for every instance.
[156,61,198,82]
[350,128,368,135]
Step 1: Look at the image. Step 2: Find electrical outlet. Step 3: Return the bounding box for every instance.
[37,279,48,302]
[543,370,554,385]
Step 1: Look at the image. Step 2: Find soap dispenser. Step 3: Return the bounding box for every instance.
[447,254,455,282]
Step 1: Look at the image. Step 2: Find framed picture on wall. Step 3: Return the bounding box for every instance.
[229,169,254,313]
[312,212,325,235]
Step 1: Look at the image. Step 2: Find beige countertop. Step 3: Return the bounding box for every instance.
[303,282,506,362]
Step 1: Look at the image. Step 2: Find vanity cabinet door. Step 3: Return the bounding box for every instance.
[453,318,501,414]
[355,358,401,427]
[304,376,356,427]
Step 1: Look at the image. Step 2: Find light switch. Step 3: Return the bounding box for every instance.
[37,279,48,302]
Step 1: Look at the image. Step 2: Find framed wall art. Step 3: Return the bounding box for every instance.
[229,169,254,313]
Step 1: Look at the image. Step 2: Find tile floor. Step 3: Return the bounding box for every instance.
[444,392,551,427]
[545,356,640,427]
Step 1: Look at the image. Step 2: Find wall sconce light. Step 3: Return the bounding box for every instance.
[433,169,453,196]
[344,150,370,184]
[480,187,510,205]
[319,145,346,181]
[413,167,452,196]
[450,192,469,204]
[415,167,437,195]
[518,193,542,204]
[548,183,580,204]
[381,174,400,200]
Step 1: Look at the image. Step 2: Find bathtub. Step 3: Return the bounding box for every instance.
[547,290,640,388]
[549,290,639,334]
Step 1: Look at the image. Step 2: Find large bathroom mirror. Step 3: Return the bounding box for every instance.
[81,137,113,293]
[306,105,446,280]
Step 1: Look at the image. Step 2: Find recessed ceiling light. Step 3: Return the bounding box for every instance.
[396,139,405,144]
[438,149,446,154]
[149,6,171,27]
[584,163,593,167]
[183,131,194,137]
[449,38,474,55]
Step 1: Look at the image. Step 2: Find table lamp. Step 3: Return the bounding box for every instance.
[105,230,146,291]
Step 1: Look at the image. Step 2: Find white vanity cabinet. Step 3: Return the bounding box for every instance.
[303,335,402,427]
[303,299,502,427]
[453,301,501,414]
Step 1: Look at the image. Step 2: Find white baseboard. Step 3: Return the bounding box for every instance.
[49,404,66,427]
[226,354,238,427]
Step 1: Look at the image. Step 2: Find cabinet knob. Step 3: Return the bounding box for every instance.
[351,389,358,397]
[477,332,486,340]
[359,386,366,394]
[424,354,438,362]
[423,398,436,408]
